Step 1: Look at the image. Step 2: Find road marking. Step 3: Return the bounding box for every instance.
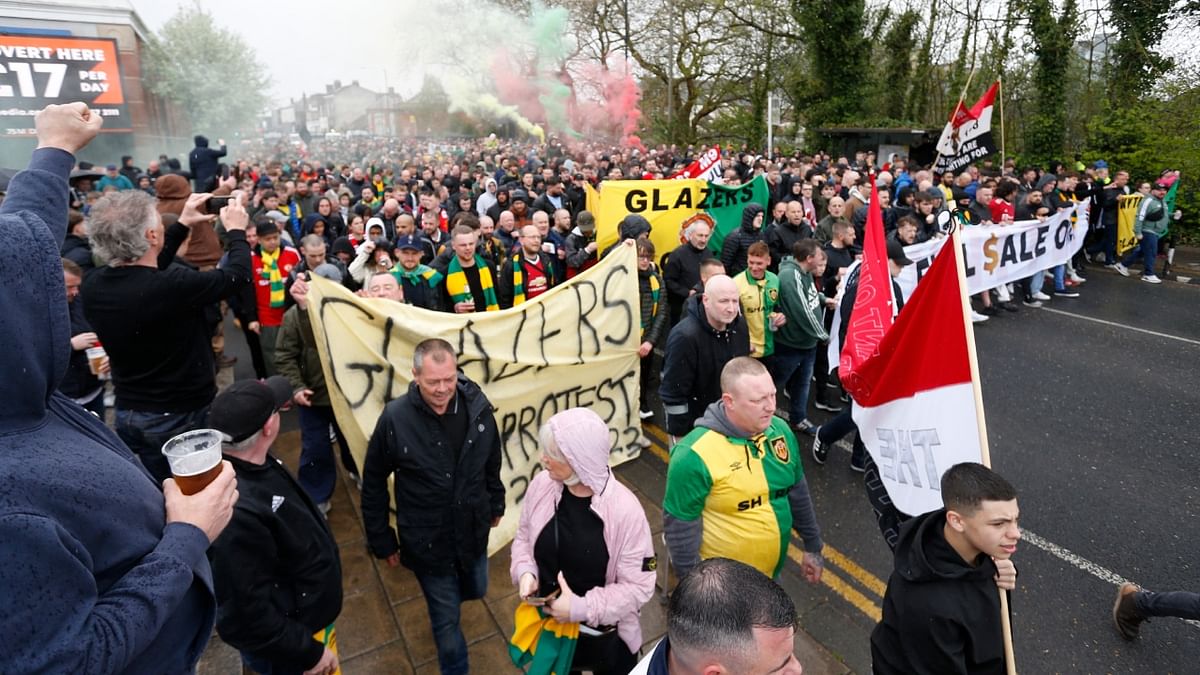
[788,544,882,621]
[824,544,887,597]
[1036,307,1200,347]
[1020,530,1200,629]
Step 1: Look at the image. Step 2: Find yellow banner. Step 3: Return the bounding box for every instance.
[593,178,707,261]
[1117,193,1143,257]
[305,244,643,554]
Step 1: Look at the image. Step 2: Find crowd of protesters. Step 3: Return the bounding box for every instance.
[5,99,1185,675]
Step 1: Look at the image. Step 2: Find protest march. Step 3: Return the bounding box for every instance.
[1,2,1197,674]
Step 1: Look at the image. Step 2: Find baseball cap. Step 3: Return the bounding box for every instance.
[886,238,914,267]
[1154,179,1170,190]
[105,164,118,171]
[208,376,293,443]
[255,219,280,237]
[1092,160,1108,169]
[577,211,596,233]
[394,234,422,251]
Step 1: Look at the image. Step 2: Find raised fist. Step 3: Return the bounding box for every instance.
[35,103,103,155]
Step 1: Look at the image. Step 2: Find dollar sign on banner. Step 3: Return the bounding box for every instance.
[983,234,1001,273]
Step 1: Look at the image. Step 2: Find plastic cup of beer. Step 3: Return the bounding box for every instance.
[86,346,106,376]
[162,429,223,495]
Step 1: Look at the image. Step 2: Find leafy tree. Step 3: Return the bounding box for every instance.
[874,10,921,119]
[1021,0,1080,167]
[143,8,270,136]
[1106,0,1175,107]
[792,0,870,127]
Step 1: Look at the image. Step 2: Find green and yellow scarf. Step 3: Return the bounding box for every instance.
[392,263,443,288]
[259,248,285,308]
[507,254,526,306]
[446,255,499,311]
[508,603,578,675]
[643,273,660,329]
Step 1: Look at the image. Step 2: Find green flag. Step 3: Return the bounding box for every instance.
[1163,175,1180,235]
[706,174,770,254]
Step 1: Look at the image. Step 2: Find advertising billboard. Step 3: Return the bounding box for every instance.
[0,34,128,136]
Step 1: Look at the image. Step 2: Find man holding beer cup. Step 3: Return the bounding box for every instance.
[0,103,239,673]
[206,376,344,675]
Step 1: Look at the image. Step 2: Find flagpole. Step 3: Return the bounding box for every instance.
[999,76,1007,171]
[931,67,977,177]
[949,225,1017,675]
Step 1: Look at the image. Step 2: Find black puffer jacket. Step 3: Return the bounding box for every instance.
[720,203,765,277]
[210,454,343,672]
[361,375,506,574]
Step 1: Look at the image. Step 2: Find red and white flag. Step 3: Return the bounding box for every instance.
[849,230,986,516]
[934,81,999,175]
[839,177,896,394]
[670,145,722,182]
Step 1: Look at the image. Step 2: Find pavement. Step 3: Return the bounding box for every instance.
[197,255,1199,673]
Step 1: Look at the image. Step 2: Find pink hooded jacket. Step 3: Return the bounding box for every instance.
[510,408,657,655]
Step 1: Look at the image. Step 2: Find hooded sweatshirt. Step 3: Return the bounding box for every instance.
[719,203,765,277]
[870,509,1008,675]
[663,401,822,578]
[509,409,656,656]
[188,134,226,192]
[601,213,651,258]
[0,148,216,673]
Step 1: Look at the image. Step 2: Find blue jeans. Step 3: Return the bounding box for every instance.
[771,343,816,423]
[1122,232,1160,276]
[415,554,489,675]
[298,405,337,504]
[115,406,211,484]
[1135,590,1200,620]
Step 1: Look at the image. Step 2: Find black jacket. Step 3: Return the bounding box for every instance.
[663,242,713,301]
[719,203,765,277]
[210,454,343,672]
[187,135,226,192]
[61,233,94,273]
[765,220,811,272]
[659,294,751,435]
[870,509,1009,675]
[361,375,506,574]
[60,298,101,400]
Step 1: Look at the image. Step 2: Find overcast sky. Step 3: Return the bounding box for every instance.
[129,0,430,106]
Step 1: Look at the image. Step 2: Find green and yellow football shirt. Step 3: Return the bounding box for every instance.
[664,417,804,578]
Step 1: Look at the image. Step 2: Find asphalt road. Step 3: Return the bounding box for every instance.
[783,267,1200,673]
[222,265,1199,673]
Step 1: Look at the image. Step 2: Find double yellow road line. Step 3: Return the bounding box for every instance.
[640,423,886,621]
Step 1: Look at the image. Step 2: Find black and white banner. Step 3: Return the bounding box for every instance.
[934,81,998,175]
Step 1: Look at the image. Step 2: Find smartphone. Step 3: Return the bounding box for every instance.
[523,587,561,607]
[207,195,235,214]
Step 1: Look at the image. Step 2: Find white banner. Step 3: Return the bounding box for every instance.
[897,201,1089,299]
[827,201,1089,373]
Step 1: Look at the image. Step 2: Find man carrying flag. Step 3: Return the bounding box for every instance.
[842,190,1021,673]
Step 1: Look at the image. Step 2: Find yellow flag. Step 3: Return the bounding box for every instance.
[1116,194,1143,257]
[592,179,707,260]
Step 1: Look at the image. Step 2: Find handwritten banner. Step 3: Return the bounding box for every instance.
[305,244,642,554]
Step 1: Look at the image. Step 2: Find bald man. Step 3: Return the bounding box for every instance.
[659,274,751,438]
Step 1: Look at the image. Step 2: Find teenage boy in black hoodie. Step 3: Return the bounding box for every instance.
[871,462,1020,675]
